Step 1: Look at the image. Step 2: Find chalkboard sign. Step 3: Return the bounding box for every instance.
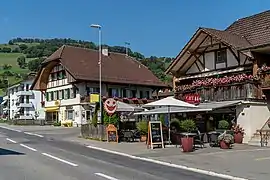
[147,121,164,149]
[106,124,118,143]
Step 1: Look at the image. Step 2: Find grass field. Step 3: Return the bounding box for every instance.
[0,52,33,96]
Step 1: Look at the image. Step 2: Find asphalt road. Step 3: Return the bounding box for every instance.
[0,127,226,180]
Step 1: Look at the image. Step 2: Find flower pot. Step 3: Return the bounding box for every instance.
[234,133,243,144]
[220,140,230,149]
[140,135,147,142]
[181,137,194,152]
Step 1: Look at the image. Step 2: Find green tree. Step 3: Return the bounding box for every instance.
[2,47,11,53]
[19,44,28,51]
[2,64,12,70]
[17,56,26,68]
[27,58,44,72]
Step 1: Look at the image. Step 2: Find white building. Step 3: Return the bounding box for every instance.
[31,45,167,126]
[2,79,45,121]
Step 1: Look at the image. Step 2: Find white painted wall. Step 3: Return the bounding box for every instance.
[236,102,270,143]
[186,49,252,74]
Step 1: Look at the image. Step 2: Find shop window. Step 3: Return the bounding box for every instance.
[131,90,137,98]
[139,91,143,98]
[145,91,150,99]
[66,110,74,120]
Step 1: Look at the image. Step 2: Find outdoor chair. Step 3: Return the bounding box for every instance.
[193,131,204,148]
[123,131,134,142]
[209,133,220,147]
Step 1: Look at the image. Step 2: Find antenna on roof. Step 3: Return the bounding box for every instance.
[124,42,130,57]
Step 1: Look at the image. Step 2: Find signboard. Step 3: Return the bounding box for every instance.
[184,93,200,104]
[104,98,117,115]
[90,94,100,103]
[147,121,164,149]
[106,124,118,143]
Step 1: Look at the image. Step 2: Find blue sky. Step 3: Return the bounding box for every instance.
[0,0,269,57]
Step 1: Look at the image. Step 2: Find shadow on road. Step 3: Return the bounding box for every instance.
[0,148,25,156]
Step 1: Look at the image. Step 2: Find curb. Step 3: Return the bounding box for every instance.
[86,145,248,180]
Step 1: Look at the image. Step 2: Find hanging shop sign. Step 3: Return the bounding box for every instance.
[184,93,201,104]
[104,98,118,115]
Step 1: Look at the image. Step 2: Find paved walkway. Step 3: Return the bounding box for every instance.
[68,137,270,180]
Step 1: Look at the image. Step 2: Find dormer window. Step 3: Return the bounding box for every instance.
[215,49,227,64]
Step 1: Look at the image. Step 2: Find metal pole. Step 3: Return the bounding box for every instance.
[98,28,102,124]
[7,80,9,121]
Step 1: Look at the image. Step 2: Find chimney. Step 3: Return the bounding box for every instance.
[102,47,109,56]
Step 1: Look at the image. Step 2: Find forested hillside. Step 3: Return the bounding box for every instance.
[0,38,173,95]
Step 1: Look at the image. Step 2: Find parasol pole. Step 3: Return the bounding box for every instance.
[168,105,171,145]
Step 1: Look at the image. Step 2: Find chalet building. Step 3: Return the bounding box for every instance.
[31,45,167,126]
[165,10,270,144]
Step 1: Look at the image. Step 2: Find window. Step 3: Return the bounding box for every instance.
[46,92,49,101]
[122,89,127,98]
[139,91,143,98]
[26,84,29,91]
[26,107,30,116]
[66,110,74,120]
[64,89,70,99]
[59,90,62,99]
[26,96,29,103]
[51,73,57,81]
[50,92,54,101]
[145,91,150,99]
[215,49,227,64]
[71,88,76,98]
[109,88,119,97]
[131,90,137,98]
[54,91,58,100]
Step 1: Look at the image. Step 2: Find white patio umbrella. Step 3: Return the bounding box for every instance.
[142,96,197,145]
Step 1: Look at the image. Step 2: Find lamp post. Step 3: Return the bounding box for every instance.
[124,42,130,56]
[90,24,102,123]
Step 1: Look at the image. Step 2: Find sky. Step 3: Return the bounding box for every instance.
[0,0,269,57]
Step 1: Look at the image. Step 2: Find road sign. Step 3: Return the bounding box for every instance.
[104,98,117,115]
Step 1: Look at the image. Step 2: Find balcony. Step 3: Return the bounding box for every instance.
[16,102,33,108]
[16,91,33,96]
[19,115,33,120]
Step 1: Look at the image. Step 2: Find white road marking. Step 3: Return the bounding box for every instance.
[87,145,247,180]
[199,148,270,156]
[95,173,119,180]
[6,138,17,143]
[24,132,44,137]
[255,156,270,161]
[0,126,22,132]
[42,153,78,167]
[20,144,37,152]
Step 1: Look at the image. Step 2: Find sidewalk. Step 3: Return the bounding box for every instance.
[67,136,270,180]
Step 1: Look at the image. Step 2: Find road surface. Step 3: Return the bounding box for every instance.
[0,126,226,180]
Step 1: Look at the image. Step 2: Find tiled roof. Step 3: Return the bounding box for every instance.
[226,10,270,48]
[43,45,167,87]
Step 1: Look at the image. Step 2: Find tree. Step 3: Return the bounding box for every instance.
[17,56,27,68]
[19,44,28,51]
[2,47,11,53]
[28,58,44,72]
[12,47,20,53]
[2,64,12,70]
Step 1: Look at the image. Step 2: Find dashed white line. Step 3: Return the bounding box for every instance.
[24,132,44,137]
[0,126,22,132]
[20,144,37,152]
[42,153,78,167]
[94,173,119,180]
[6,138,17,143]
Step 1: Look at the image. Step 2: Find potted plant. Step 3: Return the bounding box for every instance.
[232,124,245,144]
[180,119,196,152]
[136,121,148,142]
[218,132,234,149]
[218,120,229,130]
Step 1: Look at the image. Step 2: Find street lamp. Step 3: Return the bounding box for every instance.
[90,24,102,123]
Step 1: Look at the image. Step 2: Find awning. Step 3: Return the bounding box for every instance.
[45,107,59,112]
[134,100,241,115]
[116,101,144,112]
[1,100,7,105]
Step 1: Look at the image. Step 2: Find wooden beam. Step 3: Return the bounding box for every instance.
[237,51,241,66]
[228,47,240,65]
[243,56,248,65]
[195,61,201,71]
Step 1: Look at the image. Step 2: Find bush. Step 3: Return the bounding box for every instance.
[170,118,181,132]
[53,121,61,126]
[218,120,229,130]
[180,119,196,132]
[136,121,148,135]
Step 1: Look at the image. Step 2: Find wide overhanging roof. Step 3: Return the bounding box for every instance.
[134,100,241,115]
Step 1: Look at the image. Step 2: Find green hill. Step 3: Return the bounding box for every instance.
[0,38,172,96]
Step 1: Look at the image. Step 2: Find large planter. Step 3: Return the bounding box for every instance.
[140,135,147,142]
[234,133,243,144]
[220,140,230,149]
[181,137,194,152]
